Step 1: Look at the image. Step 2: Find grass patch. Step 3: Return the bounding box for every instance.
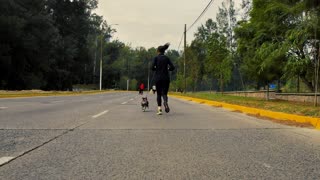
[0,90,117,98]
[171,92,320,118]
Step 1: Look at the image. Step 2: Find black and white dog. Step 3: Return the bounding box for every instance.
[141,96,149,111]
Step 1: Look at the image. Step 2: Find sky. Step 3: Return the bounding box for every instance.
[95,0,242,50]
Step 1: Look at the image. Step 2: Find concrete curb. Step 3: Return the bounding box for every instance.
[170,94,320,130]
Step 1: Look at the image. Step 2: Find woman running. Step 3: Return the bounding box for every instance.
[151,43,175,115]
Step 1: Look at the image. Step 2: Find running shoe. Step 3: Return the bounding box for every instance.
[164,101,170,113]
[157,109,163,115]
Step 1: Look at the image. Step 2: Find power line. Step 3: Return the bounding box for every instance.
[187,0,214,32]
[176,0,215,51]
[177,33,184,51]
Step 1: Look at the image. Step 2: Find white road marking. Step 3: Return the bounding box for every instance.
[130,99,134,101]
[0,107,8,109]
[121,102,128,105]
[92,110,109,119]
[263,163,272,168]
[0,157,14,165]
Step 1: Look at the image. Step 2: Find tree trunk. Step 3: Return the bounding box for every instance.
[300,76,315,92]
[220,73,224,93]
[256,82,260,91]
[277,79,281,93]
[266,83,270,101]
[297,75,300,93]
[221,79,224,93]
[211,77,214,93]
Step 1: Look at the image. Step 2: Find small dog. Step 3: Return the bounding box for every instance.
[141,97,149,111]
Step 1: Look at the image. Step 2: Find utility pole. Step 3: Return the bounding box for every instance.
[127,56,129,91]
[315,47,319,107]
[314,5,319,107]
[184,24,187,93]
[99,32,103,91]
[93,37,97,84]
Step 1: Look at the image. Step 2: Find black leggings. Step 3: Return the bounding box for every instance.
[156,80,170,106]
[139,89,143,94]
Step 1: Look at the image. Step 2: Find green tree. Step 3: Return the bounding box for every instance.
[235,0,320,92]
[205,33,231,92]
[0,0,59,90]
[0,0,109,90]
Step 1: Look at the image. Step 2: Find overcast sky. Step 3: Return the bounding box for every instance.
[95,0,242,50]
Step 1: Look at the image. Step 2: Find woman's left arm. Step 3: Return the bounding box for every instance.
[168,58,175,71]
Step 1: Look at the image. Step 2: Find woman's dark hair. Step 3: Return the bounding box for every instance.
[157,43,170,53]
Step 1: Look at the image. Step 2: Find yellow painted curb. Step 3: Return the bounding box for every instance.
[0,90,128,99]
[170,94,320,130]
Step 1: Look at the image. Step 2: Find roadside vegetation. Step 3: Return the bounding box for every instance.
[1,0,319,98]
[171,92,320,118]
[0,90,115,98]
[171,0,320,93]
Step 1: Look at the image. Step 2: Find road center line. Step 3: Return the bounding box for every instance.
[52,101,64,103]
[0,107,8,109]
[92,110,109,119]
[0,157,14,166]
[121,102,128,105]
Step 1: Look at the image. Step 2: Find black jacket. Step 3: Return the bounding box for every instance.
[151,54,175,82]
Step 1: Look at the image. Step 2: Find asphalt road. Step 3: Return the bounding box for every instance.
[0,92,319,179]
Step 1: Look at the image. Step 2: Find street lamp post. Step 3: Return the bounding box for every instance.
[184,24,187,93]
[99,24,118,91]
[148,60,150,91]
[99,33,103,91]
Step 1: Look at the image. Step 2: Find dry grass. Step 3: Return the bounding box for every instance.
[0,90,115,98]
[171,92,320,118]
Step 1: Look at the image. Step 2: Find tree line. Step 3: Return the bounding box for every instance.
[98,41,179,90]
[172,0,320,93]
[1,0,104,90]
[0,0,179,91]
[1,0,319,92]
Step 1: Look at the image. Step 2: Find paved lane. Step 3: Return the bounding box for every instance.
[0,92,135,129]
[0,92,136,161]
[0,92,319,179]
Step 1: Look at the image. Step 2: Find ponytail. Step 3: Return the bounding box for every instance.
[157,43,170,53]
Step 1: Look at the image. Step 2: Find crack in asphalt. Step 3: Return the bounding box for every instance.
[0,115,103,167]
